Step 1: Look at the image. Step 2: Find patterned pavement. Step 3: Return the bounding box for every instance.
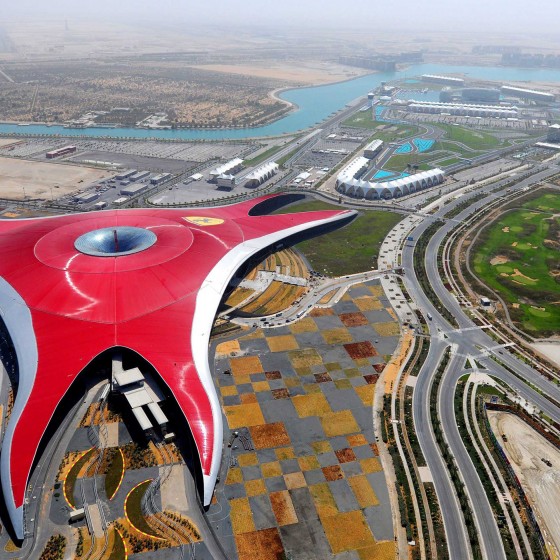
[212,280,399,560]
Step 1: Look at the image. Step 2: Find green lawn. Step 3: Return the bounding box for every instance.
[274,200,402,275]
[436,157,463,167]
[435,124,502,150]
[104,448,124,500]
[342,114,420,140]
[472,191,560,336]
[125,480,161,538]
[383,151,446,172]
[243,144,285,166]
[108,530,126,560]
[64,448,96,508]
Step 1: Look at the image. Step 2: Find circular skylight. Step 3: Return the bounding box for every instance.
[74,226,157,257]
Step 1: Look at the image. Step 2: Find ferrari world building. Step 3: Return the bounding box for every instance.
[0,194,354,539]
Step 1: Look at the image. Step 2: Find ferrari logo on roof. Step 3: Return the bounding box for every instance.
[183,216,225,226]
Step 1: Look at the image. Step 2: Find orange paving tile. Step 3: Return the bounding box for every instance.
[283,472,306,490]
[267,335,299,352]
[249,422,291,449]
[230,355,264,376]
[269,491,298,526]
[235,528,284,560]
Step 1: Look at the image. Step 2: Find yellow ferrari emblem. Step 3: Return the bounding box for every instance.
[183,216,225,226]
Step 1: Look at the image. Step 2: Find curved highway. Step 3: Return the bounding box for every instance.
[396,163,560,559]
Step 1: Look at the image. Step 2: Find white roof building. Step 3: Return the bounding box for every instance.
[336,156,444,200]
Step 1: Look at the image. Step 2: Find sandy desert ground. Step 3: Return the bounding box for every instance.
[488,411,560,557]
[0,157,111,199]
[0,139,19,147]
[190,61,369,85]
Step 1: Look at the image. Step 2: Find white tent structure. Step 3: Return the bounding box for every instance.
[336,156,444,200]
[210,158,243,180]
[244,162,279,188]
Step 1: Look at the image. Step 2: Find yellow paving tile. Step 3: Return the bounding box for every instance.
[237,453,258,467]
[215,340,240,357]
[267,335,299,352]
[347,434,368,447]
[322,328,353,345]
[220,385,238,397]
[355,384,375,407]
[373,321,400,337]
[303,383,321,394]
[358,541,395,560]
[261,461,282,478]
[284,377,301,388]
[309,483,338,519]
[292,393,332,418]
[298,455,320,471]
[348,475,379,508]
[360,458,383,474]
[355,297,383,311]
[368,285,384,297]
[311,441,333,454]
[226,467,243,485]
[275,447,295,461]
[252,381,270,392]
[288,348,322,369]
[321,410,360,437]
[224,402,265,429]
[230,498,255,534]
[322,511,375,553]
[354,358,371,367]
[289,318,318,333]
[245,479,267,497]
[334,379,352,390]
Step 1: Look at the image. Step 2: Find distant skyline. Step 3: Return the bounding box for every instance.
[1,0,559,34]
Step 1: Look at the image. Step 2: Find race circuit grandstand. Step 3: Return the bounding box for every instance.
[335,156,445,199]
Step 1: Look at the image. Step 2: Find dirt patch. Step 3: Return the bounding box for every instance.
[0,156,112,199]
[339,312,369,327]
[236,528,284,560]
[335,448,357,464]
[488,412,560,558]
[269,491,298,526]
[249,422,291,449]
[343,341,377,360]
[322,465,345,481]
[490,255,509,266]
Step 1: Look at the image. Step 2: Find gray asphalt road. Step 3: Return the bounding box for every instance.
[398,164,560,560]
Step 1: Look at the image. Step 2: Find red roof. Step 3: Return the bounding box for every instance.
[0,195,354,537]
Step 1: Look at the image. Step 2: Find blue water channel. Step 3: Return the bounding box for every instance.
[2,63,560,141]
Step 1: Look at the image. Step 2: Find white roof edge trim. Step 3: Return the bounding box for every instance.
[0,277,39,540]
[191,209,356,506]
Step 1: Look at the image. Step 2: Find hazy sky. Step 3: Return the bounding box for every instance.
[1,0,559,33]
